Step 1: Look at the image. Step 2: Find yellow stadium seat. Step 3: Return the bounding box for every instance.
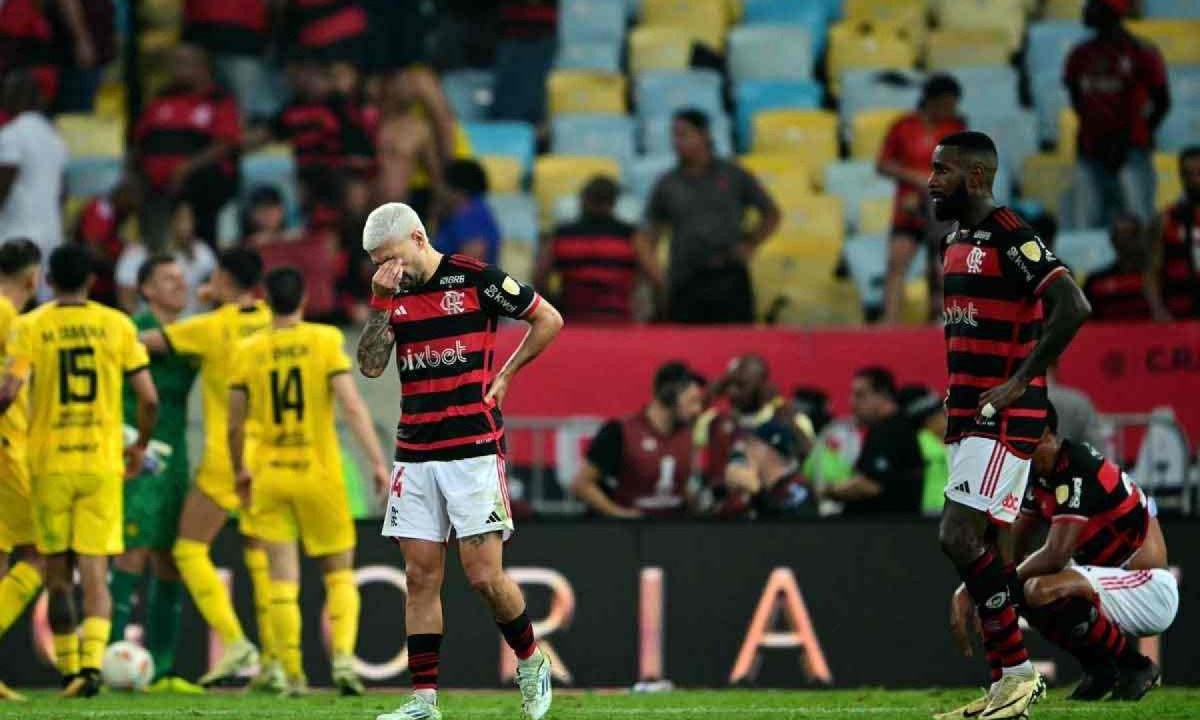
[546,71,627,116]
[1042,0,1085,19]
[94,81,125,117]
[933,0,1025,51]
[139,28,180,55]
[776,195,845,246]
[902,277,930,325]
[641,0,729,50]
[739,155,814,207]
[143,0,182,30]
[858,196,893,234]
[533,155,622,230]
[500,241,535,284]
[628,26,695,74]
[844,0,928,49]
[827,22,917,95]
[751,239,860,325]
[480,155,522,193]
[727,0,743,23]
[1020,153,1075,219]
[751,110,839,177]
[924,29,1012,70]
[851,108,906,161]
[1057,108,1078,160]
[55,114,125,157]
[1127,20,1200,65]
[1154,152,1183,212]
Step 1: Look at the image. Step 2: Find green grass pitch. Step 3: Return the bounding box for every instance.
[0,687,1197,719]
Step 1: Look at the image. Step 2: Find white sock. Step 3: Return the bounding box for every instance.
[517,648,543,668]
[1001,660,1035,678]
[414,688,437,705]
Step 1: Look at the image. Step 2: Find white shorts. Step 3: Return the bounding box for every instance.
[1073,566,1179,637]
[945,436,1031,524]
[381,455,514,543]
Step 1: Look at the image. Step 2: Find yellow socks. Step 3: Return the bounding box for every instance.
[52,632,80,676]
[0,561,42,633]
[269,580,301,678]
[324,570,360,657]
[173,539,245,644]
[244,548,276,663]
[79,617,111,670]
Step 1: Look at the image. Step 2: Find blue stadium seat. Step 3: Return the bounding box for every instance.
[1055,228,1114,277]
[642,111,734,156]
[240,153,299,219]
[1168,64,1200,104]
[970,109,1039,182]
[945,66,1019,126]
[1024,21,1090,91]
[560,0,627,43]
[487,193,540,245]
[64,156,123,199]
[742,0,830,52]
[843,232,926,309]
[555,41,622,73]
[442,70,495,122]
[1158,105,1200,152]
[628,153,676,200]
[464,122,536,176]
[822,160,896,231]
[735,80,823,152]
[728,25,815,82]
[1032,75,1072,145]
[838,69,923,134]
[551,114,638,169]
[1143,0,1200,18]
[634,70,724,122]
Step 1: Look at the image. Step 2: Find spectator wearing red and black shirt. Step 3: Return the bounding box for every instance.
[1082,215,1153,322]
[182,0,278,120]
[0,0,59,106]
[1064,0,1170,228]
[1147,146,1200,320]
[73,176,140,307]
[283,0,368,65]
[536,176,641,324]
[571,362,705,519]
[134,44,241,249]
[877,74,967,325]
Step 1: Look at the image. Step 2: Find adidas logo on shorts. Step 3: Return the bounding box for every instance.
[486,511,503,525]
[952,481,971,495]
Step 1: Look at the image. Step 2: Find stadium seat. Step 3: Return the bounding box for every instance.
[1020,153,1075,219]
[947,66,1020,126]
[740,157,814,209]
[1032,74,1073,145]
[1168,65,1200,105]
[728,26,815,82]
[843,0,927,49]
[838,69,923,132]
[734,80,823,150]
[500,240,535,283]
[970,109,1039,181]
[932,0,1025,52]
[533,155,622,229]
[1024,21,1090,89]
[776,194,845,244]
[64,156,123,200]
[640,0,729,50]
[823,160,896,230]
[555,41,622,73]
[741,0,831,53]
[924,29,1012,70]
[857,196,892,234]
[751,109,839,176]
[1057,108,1079,160]
[1055,228,1114,277]
[551,114,638,169]
[826,22,917,94]
[1154,152,1183,211]
[634,70,723,123]
[628,153,676,200]
[850,108,906,161]
[641,111,735,156]
[843,232,927,311]
[55,114,124,157]
[464,122,536,177]
[94,81,125,117]
[1127,20,1200,64]
[627,25,695,73]
[553,192,645,226]
[561,0,627,43]
[1144,0,1200,18]
[546,71,627,116]
[442,70,494,122]
[487,193,540,245]
[1042,0,1085,19]
[751,238,860,325]
[1158,105,1200,152]
[479,156,522,193]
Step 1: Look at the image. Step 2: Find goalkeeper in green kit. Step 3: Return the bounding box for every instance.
[109,255,203,693]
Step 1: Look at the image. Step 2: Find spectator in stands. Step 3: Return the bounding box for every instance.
[183,0,278,121]
[820,367,923,515]
[1082,214,1153,322]
[1147,146,1200,320]
[0,0,59,108]
[723,419,817,519]
[491,0,557,125]
[637,109,781,324]
[241,185,289,246]
[878,74,966,325]
[374,68,457,217]
[536,176,642,324]
[282,0,368,67]
[1046,360,1106,450]
[0,70,66,264]
[133,44,241,250]
[116,201,216,315]
[74,175,141,307]
[897,384,949,517]
[1064,0,1170,228]
[571,362,706,519]
[48,0,114,113]
[434,159,500,263]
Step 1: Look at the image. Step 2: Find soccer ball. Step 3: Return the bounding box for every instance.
[101,641,155,691]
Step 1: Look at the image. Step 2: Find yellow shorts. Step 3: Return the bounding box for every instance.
[248,463,354,557]
[0,456,33,552]
[195,462,240,513]
[31,472,122,556]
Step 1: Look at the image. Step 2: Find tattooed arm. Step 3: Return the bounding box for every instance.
[357,308,395,378]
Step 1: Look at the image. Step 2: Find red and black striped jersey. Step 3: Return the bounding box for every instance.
[134,87,241,191]
[1158,200,1199,318]
[549,216,638,323]
[942,207,1068,457]
[1082,262,1152,322]
[270,96,374,170]
[377,254,541,463]
[1021,439,1149,568]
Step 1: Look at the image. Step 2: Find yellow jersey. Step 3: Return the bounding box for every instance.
[0,295,29,478]
[229,322,351,479]
[6,301,149,478]
[163,302,271,478]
